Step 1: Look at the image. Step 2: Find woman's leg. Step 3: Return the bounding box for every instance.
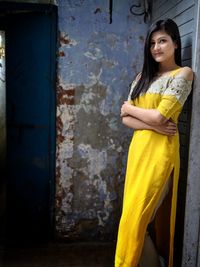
[151,176,172,222]
[139,232,161,267]
[139,176,172,267]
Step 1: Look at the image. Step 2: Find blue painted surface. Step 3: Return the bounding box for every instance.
[2,4,57,240]
[56,0,147,240]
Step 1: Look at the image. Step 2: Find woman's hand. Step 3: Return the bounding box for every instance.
[121,101,132,117]
[152,120,177,136]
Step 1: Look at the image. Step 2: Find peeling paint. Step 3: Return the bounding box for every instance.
[60,32,78,48]
[84,48,103,60]
[55,0,147,241]
[78,144,107,178]
[58,50,65,57]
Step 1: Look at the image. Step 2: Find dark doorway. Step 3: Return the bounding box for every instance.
[0,3,57,243]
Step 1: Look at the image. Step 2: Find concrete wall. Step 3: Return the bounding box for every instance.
[55,0,147,241]
[151,1,195,266]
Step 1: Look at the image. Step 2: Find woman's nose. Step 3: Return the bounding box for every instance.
[153,42,160,51]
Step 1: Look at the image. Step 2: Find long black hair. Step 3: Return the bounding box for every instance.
[131,18,182,100]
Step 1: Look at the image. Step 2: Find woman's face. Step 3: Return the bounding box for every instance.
[150,30,177,63]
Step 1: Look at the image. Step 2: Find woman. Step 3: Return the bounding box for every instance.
[115,18,193,267]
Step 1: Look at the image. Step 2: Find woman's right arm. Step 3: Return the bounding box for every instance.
[122,116,152,130]
[122,116,177,136]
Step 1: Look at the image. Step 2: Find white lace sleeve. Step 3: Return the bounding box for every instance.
[163,77,193,106]
[157,76,193,119]
[127,80,137,101]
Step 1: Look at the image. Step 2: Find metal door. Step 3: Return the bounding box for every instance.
[0,3,57,241]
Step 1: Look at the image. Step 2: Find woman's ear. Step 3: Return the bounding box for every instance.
[174,42,178,49]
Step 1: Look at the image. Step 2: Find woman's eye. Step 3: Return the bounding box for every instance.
[159,39,166,43]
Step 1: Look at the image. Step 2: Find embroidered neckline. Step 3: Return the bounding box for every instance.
[155,67,181,78]
[151,74,192,85]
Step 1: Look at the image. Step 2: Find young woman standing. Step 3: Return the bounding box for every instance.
[115,18,193,267]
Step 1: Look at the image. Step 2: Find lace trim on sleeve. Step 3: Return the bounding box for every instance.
[127,80,137,101]
[163,77,192,105]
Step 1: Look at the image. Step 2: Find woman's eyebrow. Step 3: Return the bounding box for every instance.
[151,36,168,41]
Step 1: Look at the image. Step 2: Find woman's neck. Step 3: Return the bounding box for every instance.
[158,60,179,74]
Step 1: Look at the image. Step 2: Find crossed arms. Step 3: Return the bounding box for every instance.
[120,102,177,136]
[121,67,193,136]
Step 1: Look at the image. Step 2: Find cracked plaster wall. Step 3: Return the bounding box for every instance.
[56,0,148,241]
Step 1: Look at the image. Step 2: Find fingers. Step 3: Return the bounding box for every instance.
[161,130,176,136]
[165,121,177,132]
[121,107,124,117]
[166,128,177,136]
[121,103,128,117]
[167,131,176,136]
[166,120,176,127]
[167,126,177,132]
[156,121,177,136]
[166,124,177,134]
[120,108,126,117]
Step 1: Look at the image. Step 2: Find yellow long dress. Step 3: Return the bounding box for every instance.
[115,68,193,267]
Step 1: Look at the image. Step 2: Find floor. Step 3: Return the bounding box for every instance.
[0,242,115,267]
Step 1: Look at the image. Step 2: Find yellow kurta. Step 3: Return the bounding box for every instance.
[115,69,193,267]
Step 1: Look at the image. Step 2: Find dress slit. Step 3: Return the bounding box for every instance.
[151,172,173,223]
[153,167,178,266]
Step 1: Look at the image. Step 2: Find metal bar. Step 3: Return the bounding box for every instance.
[109,0,113,24]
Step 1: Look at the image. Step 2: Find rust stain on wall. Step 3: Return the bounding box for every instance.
[55,0,147,241]
[57,85,75,105]
[58,50,65,57]
[59,32,78,48]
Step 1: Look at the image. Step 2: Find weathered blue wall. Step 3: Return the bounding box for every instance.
[55,0,148,240]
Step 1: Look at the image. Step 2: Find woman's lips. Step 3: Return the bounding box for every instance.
[154,52,163,56]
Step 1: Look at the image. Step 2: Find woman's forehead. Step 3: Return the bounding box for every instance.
[151,30,170,40]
